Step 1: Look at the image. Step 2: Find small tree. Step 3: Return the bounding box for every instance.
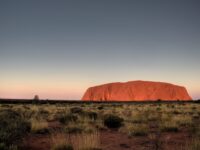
[34,95,39,101]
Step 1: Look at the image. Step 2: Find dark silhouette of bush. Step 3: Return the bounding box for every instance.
[64,126,83,134]
[0,109,30,147]
[157,99,162,102]
[0,143,6,150]
[58,113,78,124]
[70,107,83,114]
[97,106,104,110]
[104,114,124,129]
[52,144,73,150]
[161,127,178,132]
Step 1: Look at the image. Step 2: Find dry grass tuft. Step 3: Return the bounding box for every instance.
[31,119,49,133]
[51,133,73,150]
[51,131,101,150]
[71,131,101,150]
[182,138,200,150]
[160,121,179,132]
[128,124,149,136]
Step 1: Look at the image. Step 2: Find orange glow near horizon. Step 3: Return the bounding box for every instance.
[0,71,200,100]
[0,79,199,100]
[0,85,84,100]
[0,77,86,100]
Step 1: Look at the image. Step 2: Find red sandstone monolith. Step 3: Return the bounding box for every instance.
[82,81,192,101]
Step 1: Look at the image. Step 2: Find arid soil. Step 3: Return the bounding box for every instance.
[1,102,200,150]
[21,120,197,150]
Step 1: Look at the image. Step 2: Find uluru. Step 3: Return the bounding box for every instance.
[82,80,192,101]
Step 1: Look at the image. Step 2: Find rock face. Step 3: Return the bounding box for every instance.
[82,81,192,101]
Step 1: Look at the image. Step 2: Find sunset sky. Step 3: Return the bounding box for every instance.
[0,0,200,100]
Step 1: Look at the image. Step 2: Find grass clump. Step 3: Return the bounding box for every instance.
[31,119,49,134]
[86,112,98,121]
[128,124,149,136]
[51,133,73,150]
[51,131,101,150]
[51,144,73,150]
[0,109,30,147]
[104,114,123,129]
[64,126,83,134]
[71,131,101,150]
[183,138,200,150]
[174,115,192,127]
[131,112,147,123]
[70,107,83,114]
[160,122,179,132]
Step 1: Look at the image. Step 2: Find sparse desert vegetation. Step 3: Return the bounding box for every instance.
[0,101,200,150]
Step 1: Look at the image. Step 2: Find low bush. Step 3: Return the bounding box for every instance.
[160,122,179,132]
[31,119,49,134]
[81,148,102,150]
[51,144,73,150]
[70,107,83,114]
[0,143,6,150]
[65,126,83,134]
[86,112,98,121]
[97,106,104,110]
[58,114,78,124]
[103,114,123,129]
[129,124,149,136]
[0,109,30,147]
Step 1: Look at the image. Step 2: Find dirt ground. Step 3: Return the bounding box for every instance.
[21,121,193,150]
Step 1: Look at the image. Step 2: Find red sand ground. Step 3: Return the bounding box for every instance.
[21,120,195,150]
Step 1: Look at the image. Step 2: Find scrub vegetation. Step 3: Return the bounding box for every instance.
[0,101,200,150]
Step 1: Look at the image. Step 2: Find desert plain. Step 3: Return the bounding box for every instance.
[0,100,200,150]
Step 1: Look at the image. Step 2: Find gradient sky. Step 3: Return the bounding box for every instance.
[0,0,200,100]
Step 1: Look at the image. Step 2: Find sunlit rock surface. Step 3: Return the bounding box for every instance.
[82,81,192,101]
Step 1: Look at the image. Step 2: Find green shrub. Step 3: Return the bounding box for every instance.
[0,109,30,147]
[104,114,123,129]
